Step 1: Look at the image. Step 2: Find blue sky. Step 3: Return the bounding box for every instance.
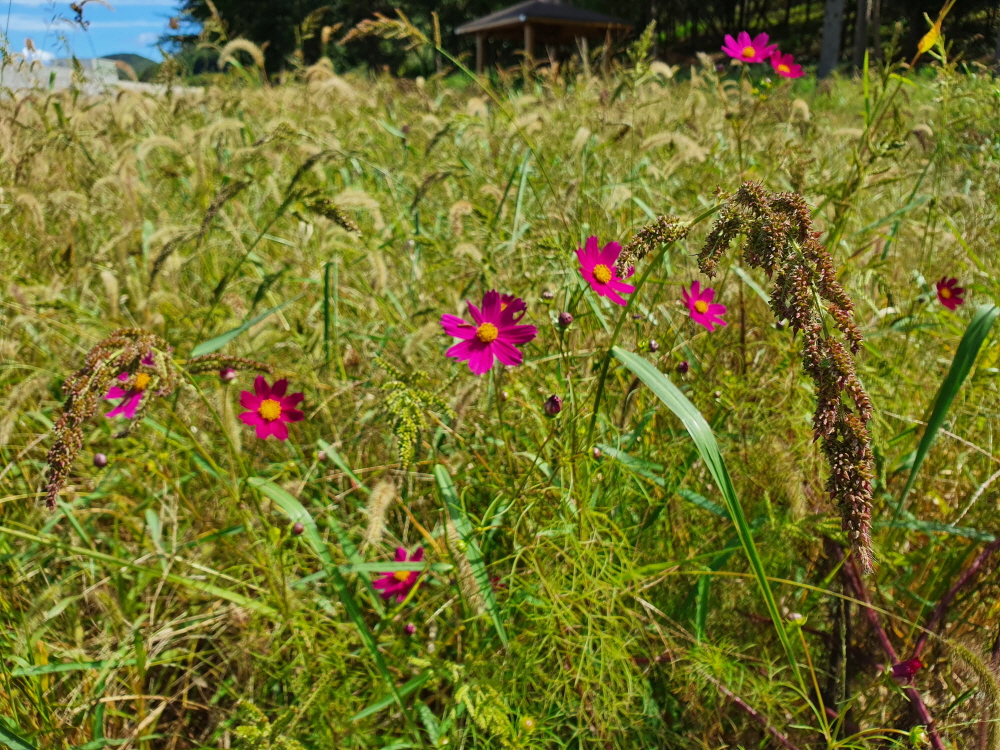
[3,0,180,60]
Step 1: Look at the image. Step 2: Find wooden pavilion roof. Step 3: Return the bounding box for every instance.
[455,0,631,42]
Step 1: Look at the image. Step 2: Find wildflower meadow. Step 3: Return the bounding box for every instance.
[3,14,1000,750]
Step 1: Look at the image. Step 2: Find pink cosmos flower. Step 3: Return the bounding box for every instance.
[238,375,304,441]
[373,547,424,602]
[936,277,965,310]
[770,51,804,78]
[721,31,778,63]
[576,236,635,306]
[106,353,155,419]
[441,290,537,376]
[682,281,727,332]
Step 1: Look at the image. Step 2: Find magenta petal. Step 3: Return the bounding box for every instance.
[120,393,142,419]
[446,338,482,362]
[582,235,600,262]
[253,375,269,398]
[106,386,127,399]
[240,390,259,410]
[411,547,424,562]
[752,32,769,49]
[700,287,716,303]
[282,409,304,423]
[499,323,537,344]
[442,314,476,339]
[610,279,635,295]
[280,392,304,408]
[270,421,289,441]
[481,290,501,322]
[598,241,622,268]
[240,411,264,426]
[394,547,407,562]
[492,339,523,367]
[708,303,727,316]
[736,31,751,47]
[602,287,628,306]
[467,344,495,375]
[467,301,483,325]
[270,379,288,398]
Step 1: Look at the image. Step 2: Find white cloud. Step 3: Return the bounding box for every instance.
[135,31,159,44]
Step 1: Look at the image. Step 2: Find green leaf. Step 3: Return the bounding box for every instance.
[893,304,999,520]
[247,478,419,740]
[318,440,370,495]
[0,718,37,750]
[733,266,771,305]
[611,346,803,688]
[352,672,433,722]
[434,465,508,647]
[190,295,301,357]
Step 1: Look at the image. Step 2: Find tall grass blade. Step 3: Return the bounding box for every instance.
[190,295,301,356]
[893,304,999,520]
[248,478,420,741]
[611,346,803,686]
[0,718,37,750]
[433,465,508,647]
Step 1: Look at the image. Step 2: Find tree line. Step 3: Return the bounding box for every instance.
[174,0,1000,75]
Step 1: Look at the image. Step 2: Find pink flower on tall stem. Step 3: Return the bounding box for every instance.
[441,290,537,376]
[106,353,155,419]
[721,31,778,63]
[373,547,424,602]
[576,236,634,306]
[682,281,727,332]
[770,50,804,78]
[238,376,304,440]
[936,277,965,310]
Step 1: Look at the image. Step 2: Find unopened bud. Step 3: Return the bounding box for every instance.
[544,395,562,416]
[219,368,236,383]
[404,623,416,636]
[557,311,573,328]
[292,522,305,536]
[592,447,601,459]
[677,360,690,375]
[541,290,554,300]
[93,453,108,468]
[648,339,659,353]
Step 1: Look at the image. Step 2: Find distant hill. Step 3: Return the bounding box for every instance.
[103,53,158,81]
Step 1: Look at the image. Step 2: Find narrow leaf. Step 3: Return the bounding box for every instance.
[352,672,433,722]
[190,295,301,357]
[611,346,803,687]
[894,304,999,519]
[0,719,37,750]
[434,466,508,647]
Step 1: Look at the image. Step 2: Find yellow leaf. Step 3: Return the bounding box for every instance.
[917,23,941,55]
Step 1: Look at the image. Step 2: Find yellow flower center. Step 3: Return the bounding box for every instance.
[476,322,499,343]
[694,300,709,314]
[741,46,756,59]
[593,264,612,284]
[778,64,790,74]
[393,570,411,582]
[940,287,951,299]
[258,398,282,422]
[133,373,151,391]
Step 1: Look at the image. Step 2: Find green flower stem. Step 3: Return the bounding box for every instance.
[585,205,720,447]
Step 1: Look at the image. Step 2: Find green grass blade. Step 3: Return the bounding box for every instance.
[0,718,37,750]
[611,346,803,687]
[190,294,301,357]
[248,478,421,742]
[351,671,433,722]
[893,303,999,520]
[433,465,508,648]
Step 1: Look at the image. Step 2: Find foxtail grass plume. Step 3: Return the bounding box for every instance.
[699,182,876,573]
[615,215,690,278]
[362,480,397,549]
[576,237,634,306]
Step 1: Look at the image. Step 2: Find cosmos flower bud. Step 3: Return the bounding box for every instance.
[677,360,690,374]
[317,451,327,462]
[557,311,573,328]
[501,390,509,401]
[219,368,237,383]
[404,623,416,636]
[592,447,601,459]
[541,290,554,300]
[648,339,659,353]
[93,453,108,468]
[292,522,305,536]
[544,395,562,416]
